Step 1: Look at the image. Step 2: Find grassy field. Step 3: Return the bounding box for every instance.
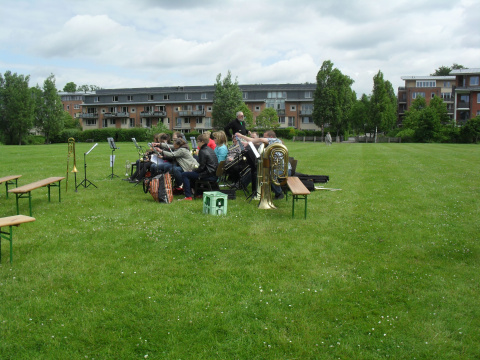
[0,141,479,359]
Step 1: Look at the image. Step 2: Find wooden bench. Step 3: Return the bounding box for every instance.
[286,176,311,219]
[0,175,22,199]
[8,177,65,216]
[0,215,36,263]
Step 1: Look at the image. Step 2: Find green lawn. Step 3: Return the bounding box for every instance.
[1,141,479,359]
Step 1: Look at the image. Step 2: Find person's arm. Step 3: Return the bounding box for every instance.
[235,132,266,146]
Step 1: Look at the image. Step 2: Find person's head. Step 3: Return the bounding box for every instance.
[213,131,227,146]
[153,133,162,143]
[263,130,276,138]
[173,131,183,141]
[160,133,171,143]
[197,133,210,147]
[173,138,187,149]
[236,111,244,120]
[250,131,258,139]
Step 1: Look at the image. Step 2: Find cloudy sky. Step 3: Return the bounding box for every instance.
[1,0,479,96]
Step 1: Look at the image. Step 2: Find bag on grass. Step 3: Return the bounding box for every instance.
[144,173,173,203]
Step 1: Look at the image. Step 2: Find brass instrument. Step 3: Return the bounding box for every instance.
[66,137,78,192]
[253,143,264,200]
[258,143,289,209]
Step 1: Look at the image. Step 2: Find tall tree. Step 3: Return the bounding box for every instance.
[369,71,397,134]
[212,71,244,130]
[63,82,77,92]
[348,93,370,135]
[0,71,35,145]
[255,107,279,130]
[34,74,64,144]
[313,60,354,136]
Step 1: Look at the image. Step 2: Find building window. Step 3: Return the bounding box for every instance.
[431,93,435,99]
[412,92,425,99]
[201,93,207,100]
[112,96,118,102]
[477,93,480,103]
[163,94,170,100]
[185,94,191,100]
[416,81,436,87]
[86,119,96,126]
[443,81,451,87]
[243,92,248,100]
[121,119,127,125]
[196,118,203,124]
[128,95,133,101]
[131,108,136,113]
[176,118,182,127]
[129,118,135,127]
[290,105,296,111]
[66,105,70,110]
[305,91,312,98]
[278,116,285,124]
[268,91,287,99]
[204,118,212,128]
[255,106,260,111]
[470,76,479,86]
[94,97,99,102]
[148,95,154,101]
[184,118,190,124]
[110,119,116,126]
[74,104,80,109]
[302,117,313,124]
[103,119,107,128]
[207,106,212,111]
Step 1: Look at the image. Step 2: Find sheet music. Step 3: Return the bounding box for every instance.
[248,141,260,158]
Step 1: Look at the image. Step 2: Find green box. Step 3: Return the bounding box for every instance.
[203,191,228,215]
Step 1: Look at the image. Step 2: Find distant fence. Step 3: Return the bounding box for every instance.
[292,136,401,143]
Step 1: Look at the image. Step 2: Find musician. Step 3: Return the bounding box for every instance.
[151,133,174,176]
[179,133,218,201]
[213,131,228,162]
[235,130,289,200]
[224,111,248,138]
[127,134,163,183]
[158,138,199,189]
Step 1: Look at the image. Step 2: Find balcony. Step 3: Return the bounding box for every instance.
[140,111,167,117]
[457,102,470,109]
[80,113,98,118]
[103,113,116,118]
[299,109,313,115]
[276,109,286,115]
[178,110,205,117]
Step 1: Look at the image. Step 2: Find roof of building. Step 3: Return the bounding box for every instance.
[450,68,480,75]
[401,76,455,80]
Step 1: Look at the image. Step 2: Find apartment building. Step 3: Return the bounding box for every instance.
[450,68,480,124]
[60,91,92,120]
[78,83,318,132]
[397,75,455,125]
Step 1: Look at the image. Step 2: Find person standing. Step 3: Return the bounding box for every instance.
[224,111,248,138]
[325,132,332,146]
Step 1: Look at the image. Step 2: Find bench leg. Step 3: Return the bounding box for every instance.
[5,179,18,199]
[291,194,308,219]
[15,192,32,216]
[0,226,14,263]
[47,181,62,203]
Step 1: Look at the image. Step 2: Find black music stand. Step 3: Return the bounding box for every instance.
[77,143,98,189]
[245,142,261,202]
[107,137,120,179]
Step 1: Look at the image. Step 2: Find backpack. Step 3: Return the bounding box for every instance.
[144,173,173,203]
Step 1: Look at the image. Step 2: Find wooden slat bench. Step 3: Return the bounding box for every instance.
[0,175,22,199]
[286,176,311,219]
[0,215,36,263]
[8,177,65,216]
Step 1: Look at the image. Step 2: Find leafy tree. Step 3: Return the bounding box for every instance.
[313,60,354,136]
[78,84,90,93]
[212,71,244,130]
[255,107,279,130]
[369,71,397,135]
[63,82,77,92]
[431,63,465,76]
[460,115,480,143]
[349,93,370,135]
[0,71,35,145]
[34,74,64,144]
[403,96,447,142]
[63,111,81,130]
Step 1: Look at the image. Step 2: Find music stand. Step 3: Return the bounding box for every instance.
[77,143,98,189]
[132,138,145,160]
[107,137,120,179]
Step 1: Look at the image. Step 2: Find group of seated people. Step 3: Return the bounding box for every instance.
[125,129,288,201]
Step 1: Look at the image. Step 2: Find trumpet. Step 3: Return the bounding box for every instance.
[66,137,78,192]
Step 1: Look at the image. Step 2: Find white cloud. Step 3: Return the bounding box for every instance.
[0,0,479,96]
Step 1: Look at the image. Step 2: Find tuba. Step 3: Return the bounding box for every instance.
[66,137,78,192]
[258,143,289,209]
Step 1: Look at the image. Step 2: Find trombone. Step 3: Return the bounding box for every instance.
[66,137,78,192]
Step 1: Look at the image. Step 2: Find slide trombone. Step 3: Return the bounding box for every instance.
[66,137,78,192]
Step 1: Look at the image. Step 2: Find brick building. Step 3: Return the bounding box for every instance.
[77,83,318,132]
[450,68,480,125]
